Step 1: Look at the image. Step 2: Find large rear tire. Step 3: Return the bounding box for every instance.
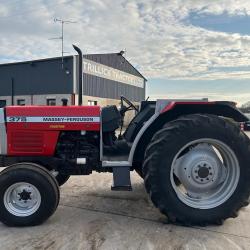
[0,163,60,227]
[143,114,250,225]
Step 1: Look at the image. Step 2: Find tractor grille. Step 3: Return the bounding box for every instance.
[10,131,44,153]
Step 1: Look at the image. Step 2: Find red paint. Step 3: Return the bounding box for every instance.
[6,122,100,131]
[161,101,176,113]
[161,101,215,114]
[6,105,101,131]
[6,105,101,156]
[7,130,59,156]
[6,105,101,116]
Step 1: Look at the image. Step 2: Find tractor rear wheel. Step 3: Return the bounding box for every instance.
[143,114,250,226]
[0,163,60,227]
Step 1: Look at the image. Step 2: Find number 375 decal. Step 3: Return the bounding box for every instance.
[7,117,27,122]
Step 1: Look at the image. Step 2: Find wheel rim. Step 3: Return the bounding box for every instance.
[4,182,41,217]
[170,139,240,209]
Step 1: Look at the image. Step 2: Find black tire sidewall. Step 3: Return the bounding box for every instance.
[0,168,58,227]
[146,116,250,224]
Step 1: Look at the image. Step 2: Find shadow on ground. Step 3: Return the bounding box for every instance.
[0,172,250,250]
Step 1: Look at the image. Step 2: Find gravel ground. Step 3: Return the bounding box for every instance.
[1,131,250,250]
[1,172,250,250]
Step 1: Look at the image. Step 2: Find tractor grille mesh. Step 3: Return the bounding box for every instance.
[10,131,44,153]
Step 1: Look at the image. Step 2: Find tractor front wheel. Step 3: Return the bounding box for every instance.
[0,163,60,227]
[143,114,250,226]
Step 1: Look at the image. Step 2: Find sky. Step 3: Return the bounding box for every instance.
[1,0,250,106]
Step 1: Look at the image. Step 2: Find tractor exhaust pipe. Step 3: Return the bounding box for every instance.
[72,44,83,106]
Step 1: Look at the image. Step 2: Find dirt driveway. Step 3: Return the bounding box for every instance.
[1,131,250,250]
[0,171,250,250]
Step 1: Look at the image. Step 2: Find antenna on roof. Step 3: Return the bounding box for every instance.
[49,18,77,69]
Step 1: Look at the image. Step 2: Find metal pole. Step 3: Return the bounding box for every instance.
[61,21,64,68]
[72,45,83,106]
[11,78,14,105]
[50,18,77,69]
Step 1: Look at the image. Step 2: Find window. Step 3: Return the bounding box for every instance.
[0,100,6,108]
[17,99,25,106]
[88,100,97,106]
[47,98,56,106]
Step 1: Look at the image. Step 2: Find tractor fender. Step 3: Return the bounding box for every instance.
[128,113,159,163]
[129,101,248,165]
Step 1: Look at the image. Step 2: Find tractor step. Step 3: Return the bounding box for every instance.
[111,166,132,191]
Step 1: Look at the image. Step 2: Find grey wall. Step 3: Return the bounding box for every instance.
[83,73,145,102]
[0,94,72,106]
[82,53,146,102]
[0,54,146,102]
[83,53,144,78]
[0,57,74,96]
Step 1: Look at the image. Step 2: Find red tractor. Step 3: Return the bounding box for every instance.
[0,46,250,227]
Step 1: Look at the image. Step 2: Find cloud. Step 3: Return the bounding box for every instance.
[1,0,250,81]
[148,91,250,106]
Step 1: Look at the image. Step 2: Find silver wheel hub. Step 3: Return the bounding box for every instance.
[193,162,213,184]
[4,182,41,217]
[171,139,239,209]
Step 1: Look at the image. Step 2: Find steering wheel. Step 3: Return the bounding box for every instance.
[120,96,139,116]
[118,96,139,139]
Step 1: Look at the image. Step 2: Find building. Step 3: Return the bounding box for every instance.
[0,53,146,117]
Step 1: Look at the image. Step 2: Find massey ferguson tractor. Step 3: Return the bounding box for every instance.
[0,45,250,227]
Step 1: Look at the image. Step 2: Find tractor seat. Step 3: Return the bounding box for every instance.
[102,105,121,133]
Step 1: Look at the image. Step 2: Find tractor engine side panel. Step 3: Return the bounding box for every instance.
[5,106,101,156]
